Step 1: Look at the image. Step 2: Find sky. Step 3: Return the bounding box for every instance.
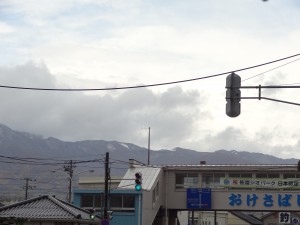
[0,0,300,159]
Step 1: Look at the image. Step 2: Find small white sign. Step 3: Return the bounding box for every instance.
[184,177,198,188]
[279,212,291,224]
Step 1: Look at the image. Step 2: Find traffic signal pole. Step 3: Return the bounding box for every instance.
[225,73,300,117]
[237,85,300,106]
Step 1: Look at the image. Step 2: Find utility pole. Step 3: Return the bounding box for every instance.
[64,160,75,203]
[148,127,150,165]
[104,152,110,219]
[23,178,35,200]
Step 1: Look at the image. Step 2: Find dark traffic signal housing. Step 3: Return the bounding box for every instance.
[135,172,142,191]
[226,72,241,117]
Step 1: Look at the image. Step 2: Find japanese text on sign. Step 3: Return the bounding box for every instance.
[279,212,291,224]
[221,178,300,189]
[228,193,300,208]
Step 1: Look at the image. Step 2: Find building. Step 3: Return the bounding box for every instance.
[0,195,100,225]
[73,160,300,225]
[73,166,162,225]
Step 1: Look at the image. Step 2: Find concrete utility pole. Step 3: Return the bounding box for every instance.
[23,178,35,200]
[64,160,75,203]
[104,152,110,219]
[148,127,150,165]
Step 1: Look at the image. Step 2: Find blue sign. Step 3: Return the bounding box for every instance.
[101,219,110,225]
[187,188,211,209]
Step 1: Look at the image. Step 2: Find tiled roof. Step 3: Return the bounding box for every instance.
[0,195,99,223]
[231,211,263,225]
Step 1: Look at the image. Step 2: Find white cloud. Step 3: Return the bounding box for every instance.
[1,0,300,159]
[0,22,14,33]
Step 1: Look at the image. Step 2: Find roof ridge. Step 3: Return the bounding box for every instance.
[48,195,83,218]
[0,195,46,210]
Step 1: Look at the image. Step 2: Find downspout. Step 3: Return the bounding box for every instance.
[138,193,142,225]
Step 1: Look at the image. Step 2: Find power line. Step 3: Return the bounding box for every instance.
[0,53,299,91]
[242,57,300,82]
[0,156,102,166]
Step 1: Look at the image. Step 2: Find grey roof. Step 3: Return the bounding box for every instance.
[0,195,99,223]
[230,211,263,225]
[118,167,161,191]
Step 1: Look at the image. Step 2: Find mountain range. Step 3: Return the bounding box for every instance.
[0,123,298,168]
[0,123,298,200]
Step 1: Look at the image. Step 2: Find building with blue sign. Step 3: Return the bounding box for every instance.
[73,160,300,225]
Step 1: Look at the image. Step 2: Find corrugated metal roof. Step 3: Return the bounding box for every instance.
[118,167,161,191]
[0,195,99,223]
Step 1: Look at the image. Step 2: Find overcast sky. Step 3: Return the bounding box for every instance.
[1,0,300,159]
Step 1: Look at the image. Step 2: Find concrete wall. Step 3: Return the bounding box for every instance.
[142,169,164,225]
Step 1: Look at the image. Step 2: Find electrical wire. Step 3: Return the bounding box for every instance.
[0,53,299,91]
[242,57,300,82]
[0,154,103,166]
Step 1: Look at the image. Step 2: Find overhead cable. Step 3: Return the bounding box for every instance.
[0,53,299,91]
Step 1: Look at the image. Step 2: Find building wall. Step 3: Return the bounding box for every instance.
[73,189,142,225]
[78,177,122,189]
[164,167,300,212]
[263,213,280,225]
[181,211,228,225]
[142,169,164,225]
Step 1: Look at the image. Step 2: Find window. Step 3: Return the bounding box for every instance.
[255,173,280,190]
[176,173,198,189]
[283,173,300,179]
[123,195,135,208]
[152,181,160,205]
[256,173,279,178]
[110,195,135,212]
[228,173,252,178]
[202,173,225,188]
[110,195,122,208]
[81,194,103,208]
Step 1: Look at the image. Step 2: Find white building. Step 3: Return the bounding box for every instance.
[119,160,300,225]
[74,160,300,225]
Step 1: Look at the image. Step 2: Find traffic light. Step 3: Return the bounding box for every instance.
[89,208,96,220]
[226,72,241,117]
[135,172,142,191]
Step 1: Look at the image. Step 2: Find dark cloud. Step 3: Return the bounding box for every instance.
[0,63,204,149]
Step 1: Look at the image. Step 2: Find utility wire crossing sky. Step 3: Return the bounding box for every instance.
[0,0,300,159]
